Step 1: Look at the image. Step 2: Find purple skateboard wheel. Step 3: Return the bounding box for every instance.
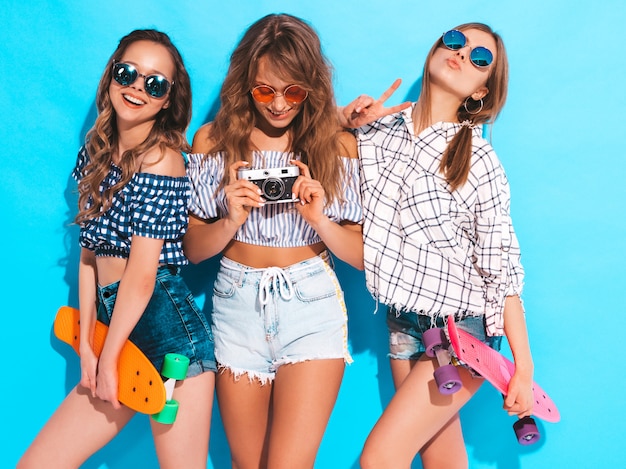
[513,416,540,445]
[434,364,462,394]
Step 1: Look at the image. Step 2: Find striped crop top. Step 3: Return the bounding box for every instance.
[187,151,363,248]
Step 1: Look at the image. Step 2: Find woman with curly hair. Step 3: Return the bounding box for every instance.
[19,29,216,469]
[184,13,363,469]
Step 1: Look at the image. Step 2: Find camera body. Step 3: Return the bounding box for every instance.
[237,165,300,204]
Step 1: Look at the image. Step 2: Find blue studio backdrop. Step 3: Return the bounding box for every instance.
[3,1,624,468]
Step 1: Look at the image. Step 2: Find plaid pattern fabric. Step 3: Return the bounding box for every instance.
[72,146,190,265]
[356,106,524,336]
[187,151,363,248]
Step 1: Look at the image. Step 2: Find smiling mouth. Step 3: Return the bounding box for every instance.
[123,93,146,105]
[268,108,291,116]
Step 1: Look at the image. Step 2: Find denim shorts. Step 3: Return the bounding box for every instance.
[212,251,352,383]
[97,265,217,377]
[386,306,502,361]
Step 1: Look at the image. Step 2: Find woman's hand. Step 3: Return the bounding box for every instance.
[290,158,364,270]
[502,295,535,419]
[338,79,411,128]
[95,354,122,409]
[290,160,326,226]
[504,368,535,418]
[79,344,99,397]
[224,161,265,227]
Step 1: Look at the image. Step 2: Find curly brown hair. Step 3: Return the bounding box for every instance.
[75,29,192,223]
[206,13,345,203]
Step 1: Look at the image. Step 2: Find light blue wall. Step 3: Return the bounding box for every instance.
[3,1,624,467]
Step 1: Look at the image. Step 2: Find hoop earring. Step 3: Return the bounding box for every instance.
[464,96,484,115]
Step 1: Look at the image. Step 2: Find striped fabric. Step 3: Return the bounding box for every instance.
[187,151,363,248]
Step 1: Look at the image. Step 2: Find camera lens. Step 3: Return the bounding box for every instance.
[262,177,285,200]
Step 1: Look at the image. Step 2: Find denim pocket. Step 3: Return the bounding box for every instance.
[293,268,338,302]
[213,271,237,299]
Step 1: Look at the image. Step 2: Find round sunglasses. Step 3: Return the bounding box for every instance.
[112,62,173,98]
[250,84,308,105]
[441,30,493,68]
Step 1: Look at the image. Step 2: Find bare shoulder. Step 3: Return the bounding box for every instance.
[141,146,186,178]
[191,123,215,153]
[337,130,358,159]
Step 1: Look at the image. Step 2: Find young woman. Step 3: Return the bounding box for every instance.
[184,13,363,469]
[342,23,534,468]
[18,29,216,469]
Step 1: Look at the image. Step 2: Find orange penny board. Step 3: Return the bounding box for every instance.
[54,306,166,415]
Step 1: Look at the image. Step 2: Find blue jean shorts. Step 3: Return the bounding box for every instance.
[97,265,217,377]
[212,251,352,384]
[386,306,502,361]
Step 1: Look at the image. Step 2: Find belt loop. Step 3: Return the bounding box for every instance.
[237,264,246,287]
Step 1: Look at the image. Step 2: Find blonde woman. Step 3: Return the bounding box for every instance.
[343,23,534,468]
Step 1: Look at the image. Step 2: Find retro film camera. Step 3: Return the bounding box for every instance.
[237,166,300,204]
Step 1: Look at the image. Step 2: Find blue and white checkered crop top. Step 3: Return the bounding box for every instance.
[72,145,190,265]
[187,151,363,248]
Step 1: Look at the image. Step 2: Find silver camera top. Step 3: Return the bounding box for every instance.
[237,165,300,204]
[237,165,300,181]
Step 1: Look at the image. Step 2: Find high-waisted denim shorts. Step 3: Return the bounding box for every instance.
[212,251,352,384]
[97,265,217,377]
[386,306,502,361]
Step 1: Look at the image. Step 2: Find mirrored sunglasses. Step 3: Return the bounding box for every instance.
[250,84,308,105]
[441,30,493,68]
[112,62,173,98]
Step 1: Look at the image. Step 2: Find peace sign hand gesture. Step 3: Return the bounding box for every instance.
[339,79,411,129]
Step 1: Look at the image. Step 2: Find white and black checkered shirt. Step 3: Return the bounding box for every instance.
[355,106,524,336]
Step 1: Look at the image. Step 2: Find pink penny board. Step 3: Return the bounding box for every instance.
[447,319,560,423]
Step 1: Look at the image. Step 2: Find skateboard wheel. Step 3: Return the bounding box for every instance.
[151,399,179,425]
[161,353,190,381]
[434,364,462,394]
[423,328,446,358]
[513,416,540,445]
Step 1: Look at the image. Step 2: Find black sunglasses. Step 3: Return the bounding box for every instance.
[441,30,493,68]
[112,62,173,98]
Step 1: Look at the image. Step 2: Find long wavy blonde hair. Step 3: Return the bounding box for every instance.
[206,13,344,203]
[75,29,192,223]
[418,22,509,191]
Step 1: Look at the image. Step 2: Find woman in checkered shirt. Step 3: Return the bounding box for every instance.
[19,30,216,469]
[341,23,535,468]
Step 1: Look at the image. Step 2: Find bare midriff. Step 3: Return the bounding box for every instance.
[223,240,326,268]
[95,256,128,286]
